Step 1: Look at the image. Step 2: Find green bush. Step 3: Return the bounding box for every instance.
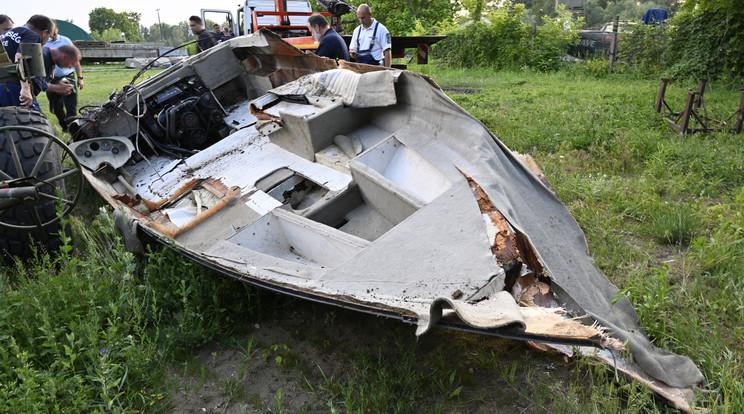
[434,5,528,69]
[583,58,610,77]
[610,2,744,80]
[619,24,670,74]
[0,208,257,412]
[648,202,700,246]
[527,8,581,71]
[434,4,579,71]
[0,211,152,412]
[665,9,744,80]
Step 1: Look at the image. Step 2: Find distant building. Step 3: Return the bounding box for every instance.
[55,19,94,41]
[561,0,585,17]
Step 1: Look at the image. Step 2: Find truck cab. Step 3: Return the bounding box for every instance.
[202,0,314,38]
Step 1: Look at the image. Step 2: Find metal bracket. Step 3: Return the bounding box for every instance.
[655,78,744,136]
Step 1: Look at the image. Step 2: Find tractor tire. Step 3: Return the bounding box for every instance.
[0,107,64,260]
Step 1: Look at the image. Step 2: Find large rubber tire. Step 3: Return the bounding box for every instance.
[0,107,64,260]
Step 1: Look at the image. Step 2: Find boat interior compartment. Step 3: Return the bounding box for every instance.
[304,184,395,242]
[267,100,373,161]
[269,96,390,161]
[256,167,330,212]
[349,134,452,224]
[111,44,459,260]
[226,207,369,268]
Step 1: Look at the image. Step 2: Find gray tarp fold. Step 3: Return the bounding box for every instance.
[389,72,703,389]
[260,68,704,390]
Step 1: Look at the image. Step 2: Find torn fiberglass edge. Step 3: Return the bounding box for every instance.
[72,29,703,412]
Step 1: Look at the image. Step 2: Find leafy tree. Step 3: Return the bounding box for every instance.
[356,0,456,35]
[528,5,581,70]
[94,28,125,42]
[665,0,744,78]
[610,0,743,78]
[461,0,486,22]
[143,21,195,46]
[516,0,682,27]
[88,7,119,32]
[88,7,143,42]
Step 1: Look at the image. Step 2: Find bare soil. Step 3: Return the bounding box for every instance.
[165,296,579,413]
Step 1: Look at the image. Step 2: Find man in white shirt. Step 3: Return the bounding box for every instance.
[349,4,391,67]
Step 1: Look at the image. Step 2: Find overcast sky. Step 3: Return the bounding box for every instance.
[3,0,242,32]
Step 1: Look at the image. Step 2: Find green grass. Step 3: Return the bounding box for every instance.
[1,64,742,412]
[413,65,744,411]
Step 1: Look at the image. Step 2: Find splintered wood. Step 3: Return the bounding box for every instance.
[521,307,625,351]
[460,170,625,351]
[461,172,520,265]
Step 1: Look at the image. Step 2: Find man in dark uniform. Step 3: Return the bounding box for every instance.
[0,15,70,110]
[307,14,349,61]
[189,16,218,52]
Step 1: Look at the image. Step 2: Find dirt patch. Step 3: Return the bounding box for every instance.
[164,296,587,413]
[653,243,694,285]
[441,86,482,94]
[165,315,353,413]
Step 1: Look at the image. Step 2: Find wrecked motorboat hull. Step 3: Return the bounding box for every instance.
[73,30,703,411]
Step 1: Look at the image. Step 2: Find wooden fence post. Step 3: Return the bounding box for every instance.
[608,15,619,74]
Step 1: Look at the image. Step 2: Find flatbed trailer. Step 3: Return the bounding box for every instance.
[202,1,444,67]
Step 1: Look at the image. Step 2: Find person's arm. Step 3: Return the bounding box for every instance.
[47,82,73,96]
[11,30,41,106]
[208,31,219,48]
[349,27,358,59]
[18,81,33,107]
[381,27,392,67]
[75,62,84,90]
[13,51,34,107]
[197,32,210,52]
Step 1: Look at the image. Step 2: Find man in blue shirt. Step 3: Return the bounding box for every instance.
[0,15,73,111]
[46,28,84,131]
[307,14,349,61]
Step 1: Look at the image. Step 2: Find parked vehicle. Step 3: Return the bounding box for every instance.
[200,0,444,65]
[573,21,636,57]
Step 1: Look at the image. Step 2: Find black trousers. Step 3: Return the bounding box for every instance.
[46,76,77,131]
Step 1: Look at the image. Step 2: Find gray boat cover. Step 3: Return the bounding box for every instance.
[268,68,704,390]
[395,72,704,389]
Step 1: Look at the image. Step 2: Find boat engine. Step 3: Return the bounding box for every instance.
[155,93,225,150]
[141,76,229,152]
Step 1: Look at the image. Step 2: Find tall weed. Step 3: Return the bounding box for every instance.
[434,4,579,71]
[0,208,257,412]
